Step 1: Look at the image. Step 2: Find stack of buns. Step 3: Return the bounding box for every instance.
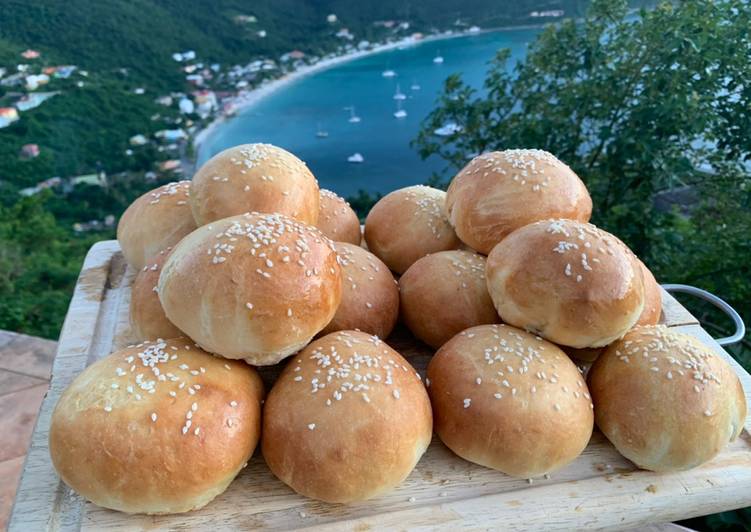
[49,143,746,515]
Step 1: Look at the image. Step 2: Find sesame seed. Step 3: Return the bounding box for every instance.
[230,401,238,407]
[463,398,471,408]
[393,389,400,399]
[151,413,157,422]
[308,423,316,430]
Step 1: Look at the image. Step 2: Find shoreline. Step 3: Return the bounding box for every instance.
[191,23,545,161]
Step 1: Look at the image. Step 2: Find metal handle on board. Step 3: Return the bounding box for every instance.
[661,284,746,346]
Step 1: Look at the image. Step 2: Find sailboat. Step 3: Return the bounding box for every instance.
[347,106,361,123]
[410,79,421,91]
[393,100,407,119]
[393,83,406,100]
[433,51,444,64]
[347,152,364,163]
[315,122,329,138]
[382,69,396,78]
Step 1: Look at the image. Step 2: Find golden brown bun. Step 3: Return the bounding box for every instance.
[158,212,341,365]
[262,330,432,502]
[589,326,746,472]
[486,219,644,348]
[399,250,499,349]
[321,243,399,338]
[445,150,592,254]
[364,185,460,274]
[49,338,264,514]
[117,181,197,270]
[316,189,361,245]
[129,248,183,341]
[636,259,662,325]
[190,143,319,226]
[428,324,593,478]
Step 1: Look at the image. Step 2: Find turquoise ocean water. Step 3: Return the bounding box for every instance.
[197,28,539,196]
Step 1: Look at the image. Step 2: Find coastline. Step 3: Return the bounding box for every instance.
[191,24,544,161]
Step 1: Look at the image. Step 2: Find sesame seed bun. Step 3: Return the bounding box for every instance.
[158,212,341,365]
[364,185,461,274]
[129,248,183,342]
[321,242,399,338]
[117,181,197,270]
[445,150,592,254]
[588,326,747,472]
[316,189,361,245]
[486,219,645,348]
[190,143,319,226]
[49,338,264,514]
[636,259,662,326]
[427,324,594,478]
[399,250,499,349]
[262,330,432,503]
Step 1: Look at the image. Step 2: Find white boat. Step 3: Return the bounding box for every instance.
[382,69,396,78]
[394,100,407,119]
[393,84,406,100]
[347,106,361,123]
[468,26,481,33]
[347,152,364,163]
[315,123,329,138]
[434,122,462,136]
[410,79,421,91]
[433,52,444,64]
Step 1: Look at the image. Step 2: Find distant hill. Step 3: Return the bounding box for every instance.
[0,0,590,87]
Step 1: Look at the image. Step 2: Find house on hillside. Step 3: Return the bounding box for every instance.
[257,30,267,38]
[15,92,58,112]
[19,144,40,159]
[178,98,195,114]
[70,173,106,188]
[18,176,61,196]
[129,134,148,146]
[0,107,19,128]
[155,129,187,142]
[234,14,257,24]
[336,28,354,40]
[25,74,50,91]
[327,14,337,23]
[21,49,40,59]
[159,160,181,172]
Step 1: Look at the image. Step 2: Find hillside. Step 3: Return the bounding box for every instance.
[1,1,587,88]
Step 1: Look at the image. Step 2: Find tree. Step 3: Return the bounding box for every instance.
[415,0,751,368]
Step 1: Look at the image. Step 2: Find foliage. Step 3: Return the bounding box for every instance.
[0,194,104,338]
[415,0,751,367]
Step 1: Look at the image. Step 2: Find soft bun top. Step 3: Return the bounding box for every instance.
[589,326,747,472]
[636,259,662,326]
[364,185,461,274]
[158,212,341,365]
[117,181,197,270]
[486,219,644,348]
[321,242,399,338]
[49,338,264,514]
[129,247,183,342]
[316,189,361,245]
[190,143,319,226]
[427,324,594,478]
[262,330,433,503]
[399,250,499,349]
[445,149,592,254]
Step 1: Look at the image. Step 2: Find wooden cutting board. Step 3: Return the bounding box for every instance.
[9,241,751,531]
